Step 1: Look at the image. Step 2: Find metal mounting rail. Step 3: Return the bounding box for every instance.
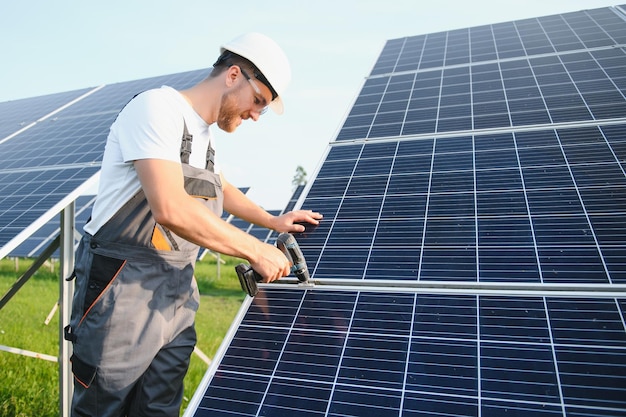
[259,278,626,298]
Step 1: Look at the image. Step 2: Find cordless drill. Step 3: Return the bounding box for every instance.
[236,233,310,297]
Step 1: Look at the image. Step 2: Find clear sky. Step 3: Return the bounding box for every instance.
[0,0,619,209]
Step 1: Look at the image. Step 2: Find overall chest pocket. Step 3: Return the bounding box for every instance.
[182,163,222,201]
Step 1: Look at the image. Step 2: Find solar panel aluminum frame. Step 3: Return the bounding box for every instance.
[257,278,626,298]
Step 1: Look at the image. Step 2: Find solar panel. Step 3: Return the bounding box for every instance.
[338,7,626,142]
[186,5,626,417]
[193,291,626,417]
[0,68,210,259]
[296,126,626,284]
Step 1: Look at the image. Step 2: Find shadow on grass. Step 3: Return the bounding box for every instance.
[199,286,246,299]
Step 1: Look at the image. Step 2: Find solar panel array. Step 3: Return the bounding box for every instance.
[187,6,626,417]
[0,69,209,259]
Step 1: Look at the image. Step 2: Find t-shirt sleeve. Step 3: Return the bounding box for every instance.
[113,89,183,164]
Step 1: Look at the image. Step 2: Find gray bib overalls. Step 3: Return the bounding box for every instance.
[66,119,223,417]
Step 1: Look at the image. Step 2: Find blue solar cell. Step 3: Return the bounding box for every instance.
[539,247,609,283]
[478,216,533,247]
[589,214,626,246]
[353,155,394,176]
[482,342,560,402]
[557,346,626,410]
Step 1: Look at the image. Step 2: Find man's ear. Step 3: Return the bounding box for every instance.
[224,65,240,88]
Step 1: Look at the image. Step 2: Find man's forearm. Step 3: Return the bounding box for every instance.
[222,178,277,229]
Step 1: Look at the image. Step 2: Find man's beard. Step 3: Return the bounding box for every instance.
[216,90,242,133]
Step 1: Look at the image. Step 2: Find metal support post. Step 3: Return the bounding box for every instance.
[59,202,75,417]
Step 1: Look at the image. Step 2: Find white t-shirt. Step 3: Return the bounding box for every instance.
[85,86,217,234]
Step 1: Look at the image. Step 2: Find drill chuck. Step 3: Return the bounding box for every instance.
[276,233,310,283]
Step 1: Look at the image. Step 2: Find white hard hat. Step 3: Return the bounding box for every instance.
[220,32,291,115]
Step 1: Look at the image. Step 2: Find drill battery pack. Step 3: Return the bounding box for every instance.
[236,263,262,297]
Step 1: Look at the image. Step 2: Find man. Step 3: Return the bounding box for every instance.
[65,32,322,417]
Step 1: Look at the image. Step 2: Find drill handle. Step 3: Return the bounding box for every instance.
[237,233,309,297]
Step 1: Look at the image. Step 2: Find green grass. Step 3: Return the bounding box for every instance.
[0,254,247,417]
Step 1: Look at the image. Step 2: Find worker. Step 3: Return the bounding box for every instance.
[64,32,322,417]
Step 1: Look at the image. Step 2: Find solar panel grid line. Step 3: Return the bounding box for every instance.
[551,129,615,283]
[363,146,409,281]
[415,139,437,283]
[476,292,486,414]
[398,292,418,415]
[471,135,482,284]
[492,55,516,135]
[539,296,568,414]
[321,291,363,416]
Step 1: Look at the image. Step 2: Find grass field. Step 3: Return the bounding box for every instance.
[0,254,246,417]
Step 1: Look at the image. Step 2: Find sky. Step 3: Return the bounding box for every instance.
[0,0,620,209]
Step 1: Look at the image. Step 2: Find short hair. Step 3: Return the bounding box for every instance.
[210,50,277,100]
[211,51,254,76]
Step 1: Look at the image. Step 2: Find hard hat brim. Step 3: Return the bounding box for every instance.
[269,96,284,115]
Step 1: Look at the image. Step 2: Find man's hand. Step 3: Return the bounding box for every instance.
[269,209,323,233]
[249,243,291,282]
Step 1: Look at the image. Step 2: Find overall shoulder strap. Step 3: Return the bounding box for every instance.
[180,120,193,164]
[180,119,216,172]
[205,142,215,172]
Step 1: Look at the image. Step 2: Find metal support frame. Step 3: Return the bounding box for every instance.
[0,202,76,416]
[262,278,626,298]
[59,202,75,417]
[0,236,60,311]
